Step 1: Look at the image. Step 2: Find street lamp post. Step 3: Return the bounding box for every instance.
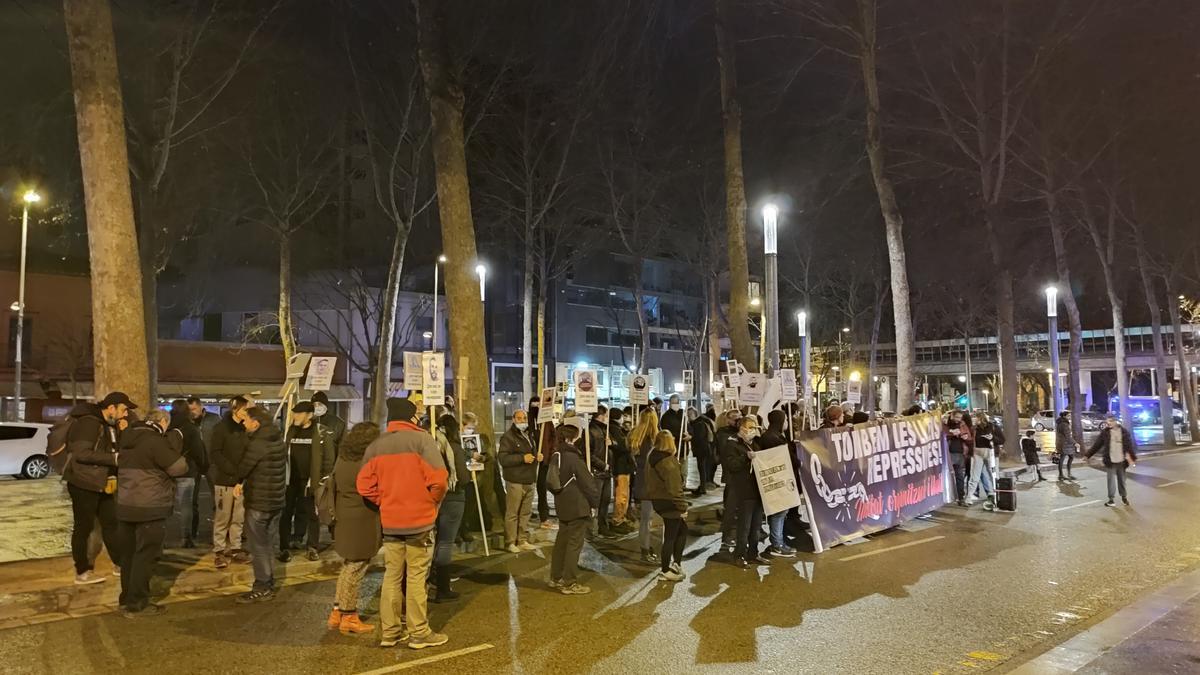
[797,310,809,422]
[476,263,487,302]
[1046,286,1062,419]
[432,254,446,349]
[13,190,39,421]
[762,204,780,374]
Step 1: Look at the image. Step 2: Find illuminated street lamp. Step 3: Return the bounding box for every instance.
[432,255,446,349]
[762,203,780,373]
[1045,285,1062,418]
[796,310,810,414]
[13,190,40,421]
[476,263,487,302]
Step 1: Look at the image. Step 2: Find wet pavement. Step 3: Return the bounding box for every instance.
[3,451,1200,673]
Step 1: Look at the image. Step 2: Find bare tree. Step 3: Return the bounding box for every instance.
[63,0,150,404]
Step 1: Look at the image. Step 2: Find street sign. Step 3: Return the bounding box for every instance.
[537,387,556,424]
[740,373,768,405]
[403,352,423,391]
[682,370,694,398]
[573,368,598,413]
[630,373,650,405]
[846,379,862,405]
[303,356,337,392]
[779,368,798,401]
[422,352,445,405]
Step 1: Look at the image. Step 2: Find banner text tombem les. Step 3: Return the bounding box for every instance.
[829,417,945,486]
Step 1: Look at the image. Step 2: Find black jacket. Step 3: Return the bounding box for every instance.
[169,412,207,479]
[644,450,687,518]
[576,419,611,476]
[759,427,789,452]
[498,424,537,484]
[116,423,188,522]
[1087,426,1138,468]
[317,412,347,453]
[660,408,686,446]
[332,456,382,561]
[236,425,287,512]
[207,412,248,486]
[690,415,716,461]
[1055,417,1074,454]
[718,433,758,498]
[609,421,633,475]
[63,404,119,493]
[550,441,599,521]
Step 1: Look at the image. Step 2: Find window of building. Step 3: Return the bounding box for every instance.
[203,313,223,341]
[585,326,608,346]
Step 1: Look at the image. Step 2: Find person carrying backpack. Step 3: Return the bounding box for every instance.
[62,392,137,585]
[548,423,599,595]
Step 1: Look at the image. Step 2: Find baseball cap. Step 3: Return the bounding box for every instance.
[99,391,138,410]
[292,401,315,414]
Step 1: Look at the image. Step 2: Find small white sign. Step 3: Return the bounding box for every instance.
[630,373,650,405]
[403,352,424,391]
[421,352,445,406]
[753,444,802,516]
[303,356,337,392]
[462,433,483,470]
[779,368,798,402]
[740,373,768,405]
[574,369,598,413]
[682,370,694,399]
[537,387,557,425]
[846,380,862,405]
[726,360,741,388]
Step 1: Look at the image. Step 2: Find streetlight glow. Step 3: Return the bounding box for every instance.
[796,310,807,338]
[476,263,487,302]
[437,254,447,263]
[1044,285,1058,318]
[22,190,41,204]
[762,203,779,255]
[849,371,862,382]
[958,375,967,383]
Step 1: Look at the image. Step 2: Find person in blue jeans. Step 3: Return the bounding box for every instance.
[432,414,469,603]
[233,408,287,603]
[757,410,797,558]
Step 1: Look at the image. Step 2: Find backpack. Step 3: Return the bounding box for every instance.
[546,451,575,496]
[315,472,337,526]
[46,416,76,475]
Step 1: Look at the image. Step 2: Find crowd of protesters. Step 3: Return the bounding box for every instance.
[54,383,1138,648]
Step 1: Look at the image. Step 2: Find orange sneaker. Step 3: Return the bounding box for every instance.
[339,611,375,635]
[326,608,343,630]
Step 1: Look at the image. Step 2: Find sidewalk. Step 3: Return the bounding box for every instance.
[1009,565,1200,674]
[998,441,1200,478]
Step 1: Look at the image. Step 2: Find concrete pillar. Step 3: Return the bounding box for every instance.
[1078,370,1092,411]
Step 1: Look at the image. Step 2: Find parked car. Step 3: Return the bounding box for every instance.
[1079,411,1106,431]
[1030,410,1056,431]
[0,423,52,479]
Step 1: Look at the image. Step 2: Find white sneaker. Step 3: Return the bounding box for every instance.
[75,571,106,586]
[506,544,521,554]
[111,567,121,578]
[657,570,685,582]
[518,542,538,551]
[964,498,977,506]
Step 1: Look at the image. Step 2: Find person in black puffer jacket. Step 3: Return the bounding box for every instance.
[548,424,599,595]
[116,410,188,617]
[720,415,766,568]
[233,407,287,603]
[609,409,634,531]
[167,400,207,549]
[208,397,251,567]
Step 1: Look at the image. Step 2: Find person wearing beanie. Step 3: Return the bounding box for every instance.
[280,401,336,562]
[311,391,346,451]
[357,398,450,650]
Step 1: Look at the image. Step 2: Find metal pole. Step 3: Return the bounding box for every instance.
[1049,314,1061,418]
[432,258,440,348]
[14,203,29,421]
[763,204,779,374]
[964,337,973,410]
[798,311,810,428]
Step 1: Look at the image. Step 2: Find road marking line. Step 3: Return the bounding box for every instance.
[353,643,495,675]
[1157,480,1185,488]
[839,536,944,561]
[1050,500,1102,512]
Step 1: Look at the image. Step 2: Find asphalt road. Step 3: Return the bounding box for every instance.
[4,450,1200,674]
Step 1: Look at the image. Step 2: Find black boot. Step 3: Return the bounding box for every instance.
[430,565,459,603]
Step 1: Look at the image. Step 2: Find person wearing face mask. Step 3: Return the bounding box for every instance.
[311,392,346,453]
[577,405,614,539]
[725,416,769,568]
[715,409,743,549]
[499,410,539,553]
[609,408,634,532]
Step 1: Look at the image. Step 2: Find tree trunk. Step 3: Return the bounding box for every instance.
[1135,242,1176,446]
[415,0,493,439]
[714,0,754,367]
[706,276,721,394]
[1165,279,1199,440]
[371,231,407,426]
[521,239,534,406]
[986,209,1021,457]
[64,0,150,406]
[278,234,296,365]
[140,247,159,405]
[856,0,915,410]
[1083,213,1130,425]
[1044,187,1084,442]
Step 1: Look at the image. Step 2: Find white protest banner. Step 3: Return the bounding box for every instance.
[303,356,337,392]
[753,444,803,516]
[724,387,740,410]
[537,387,557,425]
[740,373,768,406]
[726,360,742,388]
[421,352,445,405]
[630,373,650,405]
[682,370,694,398]
[403,352,424,390]
[573,369,598,413]
[780,368,798,402]
[846,380,862,405]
